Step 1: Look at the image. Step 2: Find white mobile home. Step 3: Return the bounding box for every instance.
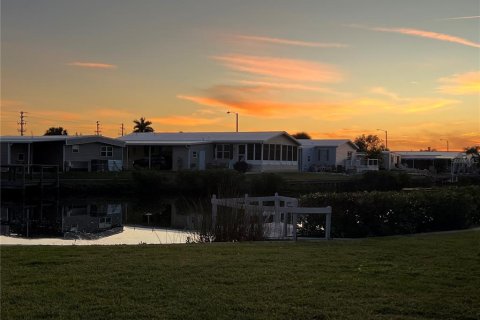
[119,131,300,172]
[298,139,358,172]
[0,135,125,172]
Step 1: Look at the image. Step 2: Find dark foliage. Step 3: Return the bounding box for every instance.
[233,161,250,173]
[300,186,480,238]
[133,117,154,133]
[44,127,68,135]
[291,132,311,139]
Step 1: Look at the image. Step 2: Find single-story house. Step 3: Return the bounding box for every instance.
[0,135,125,172]
[119,131,301,172]
[397,151,465,173]
[298,139,359,172]
[381,150,402,170]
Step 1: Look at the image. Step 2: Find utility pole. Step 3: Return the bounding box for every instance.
[227,111,239,132]
[120,123,124,136]
[95,121,101,136]
[440,139,449,152]
[18,111,27,136]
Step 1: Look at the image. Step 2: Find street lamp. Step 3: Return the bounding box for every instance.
[376,129,388,150]
[227,111,238,132]
[440,139,449,151]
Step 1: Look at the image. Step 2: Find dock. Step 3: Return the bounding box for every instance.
[1,165,59,190]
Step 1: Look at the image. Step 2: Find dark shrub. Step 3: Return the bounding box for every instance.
[175,169,247,197]
[233,161,250,173]
[300,186,480,238]
[249,173,285,196]
[360,171,411,191]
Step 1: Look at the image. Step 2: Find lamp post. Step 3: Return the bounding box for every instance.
[376,129,388,149]
[440,139,449,151]
[227,111,238,132]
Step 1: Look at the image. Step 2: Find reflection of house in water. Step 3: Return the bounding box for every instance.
[1,201,123,238]
[125,198,205,231]
[62,203,123,233]
[1,201,62,238]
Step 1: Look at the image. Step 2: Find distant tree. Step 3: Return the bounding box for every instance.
[465,145,480,155]
[291,132,311,139]
[354,134,386,159]
[44,127,68,135]
[133,117,154,133]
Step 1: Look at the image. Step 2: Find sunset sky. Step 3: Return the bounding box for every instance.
[1,0,479,150]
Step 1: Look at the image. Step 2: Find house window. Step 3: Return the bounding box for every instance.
[293,146,298,161]
[192,151,198,159]
[247,144,254,160]
[307,155,311,162]
[275,144,281,160]
[72,145,80,153]
[347,151,353,160]
[269,144,275,160]
[101,146,113,157]
[318,149,330,161]
[254,144,261,160]
[216,144,231,159]
[287,146,293,161]
[17,153,25,162]
[263,144,269,160]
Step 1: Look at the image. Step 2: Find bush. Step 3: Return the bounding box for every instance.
[175,169,247,197]
[233,161,250,173]
[359,171,412,191]
[300,186,480,238]
[248,173,286,196]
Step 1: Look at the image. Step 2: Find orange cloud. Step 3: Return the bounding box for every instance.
[151,115,222,127]
[437,71,480,95]
[352,25,480,48]
[237,80,347,95]
[67,62,118,69]
[213,54,343,82]
[235,35,348,48]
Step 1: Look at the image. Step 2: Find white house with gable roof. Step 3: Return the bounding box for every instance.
[298,139,359,172]
[119,131,300,172]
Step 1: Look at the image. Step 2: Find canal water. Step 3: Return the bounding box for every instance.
[0,196,211,245]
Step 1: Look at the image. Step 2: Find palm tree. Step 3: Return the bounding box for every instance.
[133,117,154,133]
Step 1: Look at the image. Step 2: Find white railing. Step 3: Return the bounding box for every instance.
[211,193,332,240]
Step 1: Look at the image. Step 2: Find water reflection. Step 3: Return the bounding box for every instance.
[1,196,205,242]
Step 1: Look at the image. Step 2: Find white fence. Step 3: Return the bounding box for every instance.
[211,193,332,240]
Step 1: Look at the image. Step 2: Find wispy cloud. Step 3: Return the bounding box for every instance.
[237,80,347,95]
[437,71,480,95]
[350,24,480,48]
[235,34,348,48]
[151,115,222,127]
[213,54,343,82]
[67,62,118,69]
[441,15,480,21]
[370,87,401,101]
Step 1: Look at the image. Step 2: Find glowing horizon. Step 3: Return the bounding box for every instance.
[1,0,478,151]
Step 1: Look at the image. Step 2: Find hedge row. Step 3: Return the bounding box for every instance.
[299,186,480,238]
[131,169,286,197]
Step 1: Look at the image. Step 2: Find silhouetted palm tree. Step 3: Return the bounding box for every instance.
[133,117,154,133]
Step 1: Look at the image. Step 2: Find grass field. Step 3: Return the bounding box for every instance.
[2,231,479,320]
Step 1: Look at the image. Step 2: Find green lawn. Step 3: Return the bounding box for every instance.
[2,231,479,320]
